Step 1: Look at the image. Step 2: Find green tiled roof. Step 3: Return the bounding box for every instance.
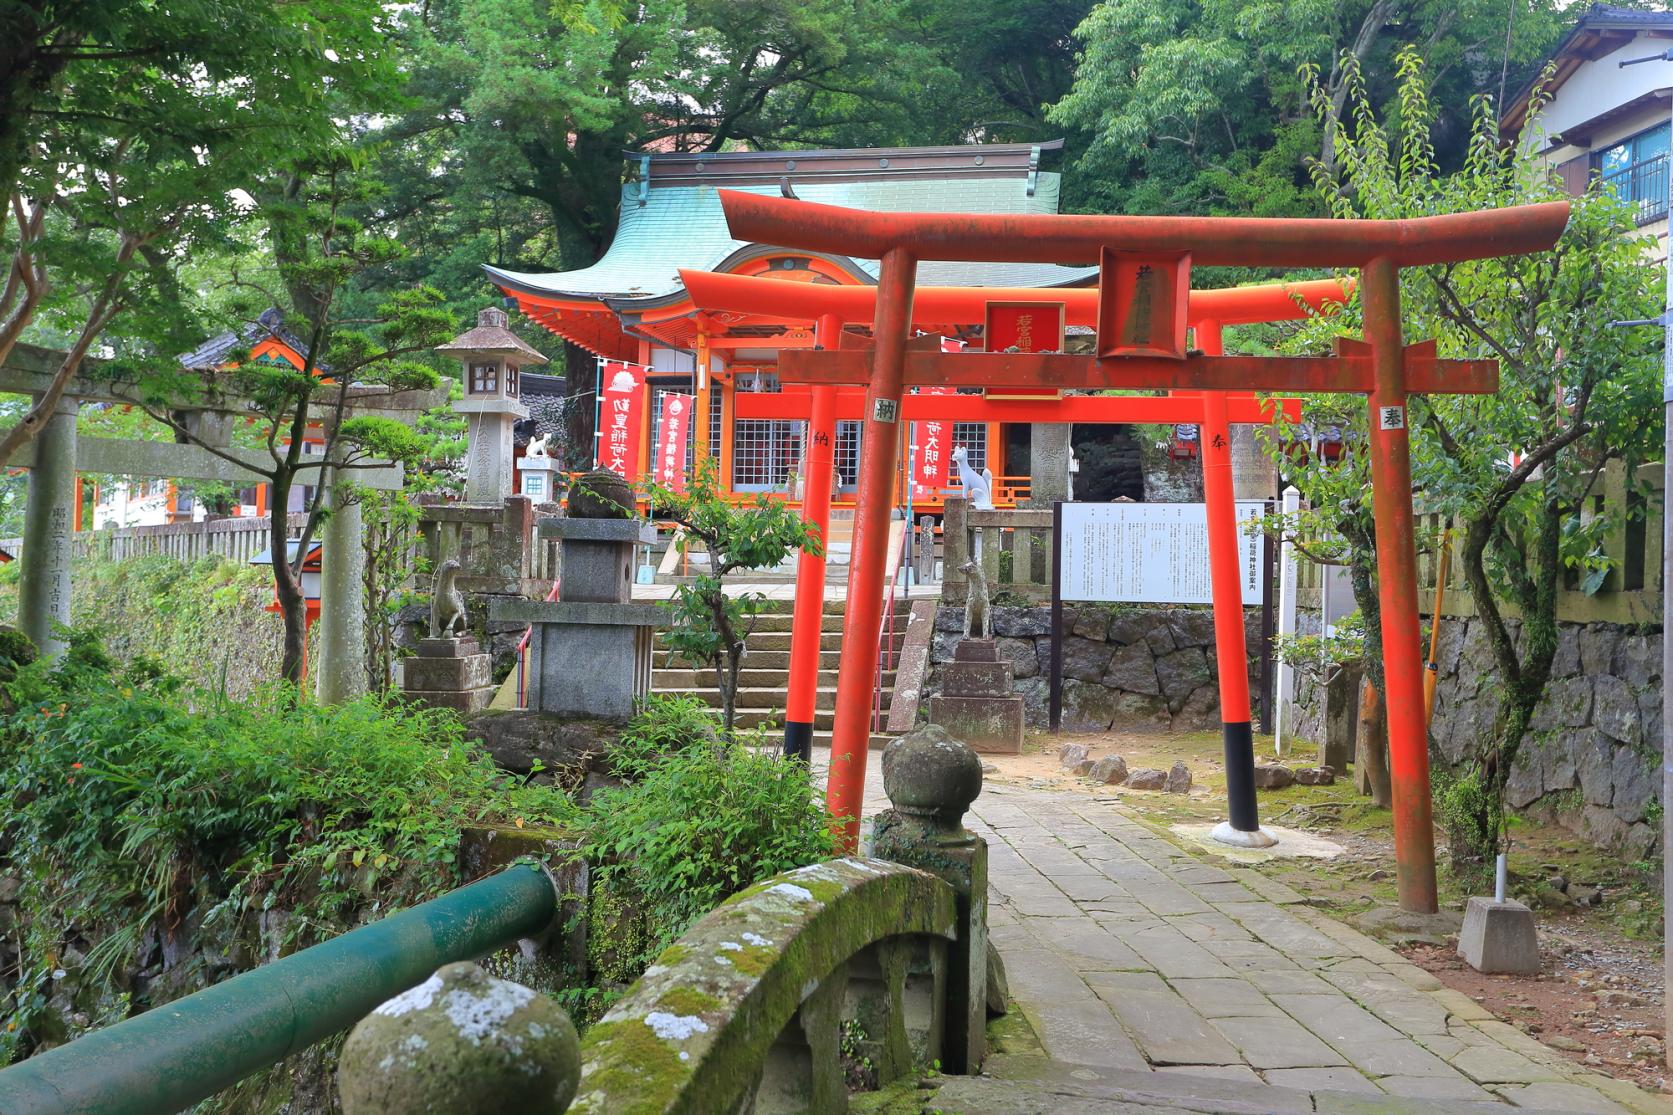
[485,170,1096,301]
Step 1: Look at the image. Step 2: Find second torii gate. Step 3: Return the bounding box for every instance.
[680,269,1345,848]
[718,191,1569,914]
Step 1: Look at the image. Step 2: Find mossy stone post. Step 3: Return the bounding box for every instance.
[871,723,988,1073]
[18,397,77,660]
[338,961,580,1114]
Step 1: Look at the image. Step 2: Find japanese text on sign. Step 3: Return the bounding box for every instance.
[655,392,694,493]
[597,360,648,478]
[1058,501,1266,605]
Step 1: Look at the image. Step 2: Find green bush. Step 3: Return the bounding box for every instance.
[0,631,578,1062]
[585,701,836,954]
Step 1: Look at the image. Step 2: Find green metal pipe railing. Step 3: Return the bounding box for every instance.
[0,863,559,1115]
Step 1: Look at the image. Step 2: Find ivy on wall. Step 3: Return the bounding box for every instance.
[0,556,295,698]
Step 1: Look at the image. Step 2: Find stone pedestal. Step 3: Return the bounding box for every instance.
[489,512,662,720]
[1457,896,1540,974]
[401,636,495,714]
[930,638,1024,754]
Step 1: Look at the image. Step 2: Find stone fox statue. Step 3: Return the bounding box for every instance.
[429,559,468,638]
[959,559,992,640]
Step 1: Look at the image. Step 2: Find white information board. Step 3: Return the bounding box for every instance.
[1058,501,1267,605]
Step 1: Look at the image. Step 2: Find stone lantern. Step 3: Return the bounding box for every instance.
[437,307,545,504]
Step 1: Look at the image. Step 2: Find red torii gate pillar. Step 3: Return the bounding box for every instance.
[720,192,1567,914]
[1194,319,1268,844]
[784,313,842,761]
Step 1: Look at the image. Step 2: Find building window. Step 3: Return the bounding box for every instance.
[1597,124,1670,223]
[731,371,798,491]
[835,421,862,489]
[470,362,498,394]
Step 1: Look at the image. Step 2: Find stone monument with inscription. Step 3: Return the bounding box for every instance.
[437,307,544,505]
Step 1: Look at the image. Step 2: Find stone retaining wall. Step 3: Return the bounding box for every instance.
[1429,616,1661,859]
[928,604,1260,733]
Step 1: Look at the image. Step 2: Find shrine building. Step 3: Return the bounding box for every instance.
[486,142,1098,508]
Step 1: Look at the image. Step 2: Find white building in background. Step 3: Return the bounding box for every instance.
[91,479,209,530]
[1502,5,1673,258]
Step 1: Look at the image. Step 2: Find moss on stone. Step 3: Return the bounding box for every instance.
[726,943,780,977]
[654,943,691,968]
[573,1018,689,1115]
[654,986,722,1016]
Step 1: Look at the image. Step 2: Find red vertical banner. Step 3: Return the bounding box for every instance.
[597,360,648,479]
[911,336,963,499]
[655,392,694,493]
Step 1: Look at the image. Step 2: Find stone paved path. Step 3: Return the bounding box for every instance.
[952,782,1671,1114]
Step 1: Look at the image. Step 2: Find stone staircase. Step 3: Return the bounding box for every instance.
[651,601,908,748]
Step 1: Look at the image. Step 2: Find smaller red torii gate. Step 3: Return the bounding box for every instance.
[681,268,1343,849]
[716,191,1569,915]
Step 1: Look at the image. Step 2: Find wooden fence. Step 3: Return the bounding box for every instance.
[941,498,1054,602]
[1,514,311,566]
[1295,461,1663,625]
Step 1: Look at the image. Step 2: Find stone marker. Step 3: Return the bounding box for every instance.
[1165,760,1193,794]
[338,961,579,1115]
[1457,896,1540,975]
[493,472,662,720]
[930,637,1024,754]
[1252,764,1294,790]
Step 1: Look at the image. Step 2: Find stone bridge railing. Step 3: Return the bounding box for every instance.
[338,724,991,1115]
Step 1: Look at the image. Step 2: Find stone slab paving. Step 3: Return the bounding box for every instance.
[962,783,1673,1115]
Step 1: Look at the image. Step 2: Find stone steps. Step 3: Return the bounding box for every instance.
[651,669,896,690]
[655,686,845,711]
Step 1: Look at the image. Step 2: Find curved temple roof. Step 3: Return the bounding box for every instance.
[484,143,1099,357]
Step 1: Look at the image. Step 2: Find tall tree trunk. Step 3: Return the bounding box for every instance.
[269,473,308,688]
[1452,483,1563,877]
[1356,681,1392,807]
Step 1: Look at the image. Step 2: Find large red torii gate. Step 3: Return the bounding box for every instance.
[680,268,1345,848]
[718,191,1569,914]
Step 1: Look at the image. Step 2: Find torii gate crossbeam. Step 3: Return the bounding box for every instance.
[720,191,1569,915]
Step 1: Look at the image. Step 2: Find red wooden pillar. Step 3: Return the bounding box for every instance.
[826,249,916,847]
[785,313,843,760]
[1196,321,1270,845]
[1361,256,1439,914]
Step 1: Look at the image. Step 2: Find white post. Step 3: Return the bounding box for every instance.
[1274,485,1301,756]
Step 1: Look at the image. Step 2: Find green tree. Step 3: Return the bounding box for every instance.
[0,0,398,467]
[1274,52,1662,877]
[1048,0,1564,217]
[644,461,821,734]
[109,162,453,688]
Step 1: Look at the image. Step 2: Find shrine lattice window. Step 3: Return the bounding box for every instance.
[469,363,498,394]
[731,370,801,491]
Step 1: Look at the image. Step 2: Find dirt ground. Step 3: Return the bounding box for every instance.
[980,727,1670,1093]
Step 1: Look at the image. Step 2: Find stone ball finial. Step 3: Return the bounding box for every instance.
[881,723,983,830]
[566,469,635,519]
[338,961,579,1115]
